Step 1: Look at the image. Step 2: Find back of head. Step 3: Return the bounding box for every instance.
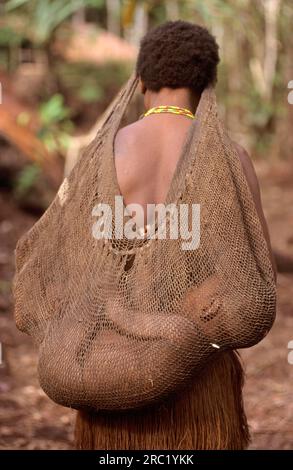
[135,20,220,95]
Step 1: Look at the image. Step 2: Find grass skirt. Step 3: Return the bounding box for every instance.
[74,351,250,450]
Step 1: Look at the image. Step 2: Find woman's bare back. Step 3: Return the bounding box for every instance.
[113,116,276,276]
[113,114,193,213]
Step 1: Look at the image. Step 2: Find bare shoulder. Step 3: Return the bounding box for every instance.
[114,121,143,157]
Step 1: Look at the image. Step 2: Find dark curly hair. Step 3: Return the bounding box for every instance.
[135,20,220,94]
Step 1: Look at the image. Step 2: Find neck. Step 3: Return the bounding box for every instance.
[144,87,200,115]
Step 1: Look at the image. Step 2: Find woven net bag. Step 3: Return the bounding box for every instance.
[13,71,276,411]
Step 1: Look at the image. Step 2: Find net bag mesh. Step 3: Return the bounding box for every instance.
[13,71,276,411]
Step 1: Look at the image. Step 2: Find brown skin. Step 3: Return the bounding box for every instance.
[114,78,199,217]
[114,78,277,280]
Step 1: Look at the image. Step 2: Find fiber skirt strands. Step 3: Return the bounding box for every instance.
[75,351,250,450]
[13,71,276,413]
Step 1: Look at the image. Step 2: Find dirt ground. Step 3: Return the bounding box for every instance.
[0,160,292,450]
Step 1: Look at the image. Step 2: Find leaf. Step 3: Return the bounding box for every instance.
[78,85,103,103]
[5,0,30,12]
[15,164,41,197]
[40,94,70,126]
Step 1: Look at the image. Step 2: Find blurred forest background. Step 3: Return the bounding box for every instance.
[0,0,292,449]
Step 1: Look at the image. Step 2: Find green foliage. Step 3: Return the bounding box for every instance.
[5,0,105,45]
[78,85,103,103]
[14,163,41,198]
[1,0,291,161]
[180,0,235,24]
[5,0,29,8]
[149,1,166,24]
[0,26,23,46]
[56,61,132,105]
[40,94,70,126]
[38,94,74,153]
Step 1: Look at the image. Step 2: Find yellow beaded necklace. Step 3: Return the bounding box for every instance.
[140,105,195,120]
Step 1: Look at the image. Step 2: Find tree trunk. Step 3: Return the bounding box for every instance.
[106,0,121,36]
[262,0,282,101]
[124,2,148,46]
